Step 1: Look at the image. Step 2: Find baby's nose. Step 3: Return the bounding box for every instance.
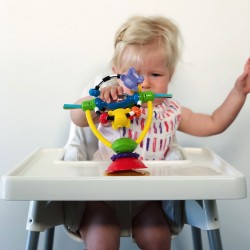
[141,77,150,89]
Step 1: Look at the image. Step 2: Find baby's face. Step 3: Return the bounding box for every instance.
[114,42,171,106]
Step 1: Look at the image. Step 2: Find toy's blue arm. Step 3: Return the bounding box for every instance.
[63,93,172,110]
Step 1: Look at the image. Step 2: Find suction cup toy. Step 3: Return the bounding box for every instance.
[64,67,172,173]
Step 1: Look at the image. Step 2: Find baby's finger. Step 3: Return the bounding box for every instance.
[237,58,250,82]
[245,58,250,73]
[117,86,124,96]
[110,86,119,100]
[103,88,112,103]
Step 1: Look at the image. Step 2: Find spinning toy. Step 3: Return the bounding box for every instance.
[64,67,172,173]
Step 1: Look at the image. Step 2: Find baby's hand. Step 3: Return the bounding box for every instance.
[235,58,250,95]
[99,85,124,103]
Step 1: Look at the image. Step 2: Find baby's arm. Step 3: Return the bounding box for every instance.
[179,58,250,136]
[70,96,98,127]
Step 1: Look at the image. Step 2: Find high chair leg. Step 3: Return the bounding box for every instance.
[44,227,55,250]
[191,226,203,250]
[207,229,223,250]
[25,231,39,250]
[25,228,55,250]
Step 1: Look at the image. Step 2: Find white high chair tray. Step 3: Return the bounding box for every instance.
[1,147,246,201]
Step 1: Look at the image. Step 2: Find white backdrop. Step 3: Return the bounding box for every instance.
[0,1,249,249]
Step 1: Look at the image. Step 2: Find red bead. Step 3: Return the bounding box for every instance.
[99,112,109,124]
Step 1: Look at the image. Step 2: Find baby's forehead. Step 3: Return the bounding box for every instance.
[119,45,168,71]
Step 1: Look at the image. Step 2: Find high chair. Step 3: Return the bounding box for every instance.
[1,126,247,250]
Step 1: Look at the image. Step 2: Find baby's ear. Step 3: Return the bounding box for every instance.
[169,69,174,81]
[112,66,118,74]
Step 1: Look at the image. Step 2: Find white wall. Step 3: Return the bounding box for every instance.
[0,0,249,249]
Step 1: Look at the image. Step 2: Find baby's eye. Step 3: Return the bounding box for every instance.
[151,73,161,77]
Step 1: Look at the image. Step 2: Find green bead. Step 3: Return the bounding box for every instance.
[81,99,96,111]
[112,138,138,153]
[139,91,155,102]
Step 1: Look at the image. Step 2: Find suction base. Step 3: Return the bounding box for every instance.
[106,157,147,173]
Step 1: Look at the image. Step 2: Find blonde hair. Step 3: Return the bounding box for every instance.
[111,16,182,75]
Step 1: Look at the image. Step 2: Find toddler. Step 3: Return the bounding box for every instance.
[67,16,250,250]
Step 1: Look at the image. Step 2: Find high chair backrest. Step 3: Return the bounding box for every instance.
[64,123,98,161]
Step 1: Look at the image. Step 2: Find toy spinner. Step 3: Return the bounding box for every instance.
[64,67,172,174]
